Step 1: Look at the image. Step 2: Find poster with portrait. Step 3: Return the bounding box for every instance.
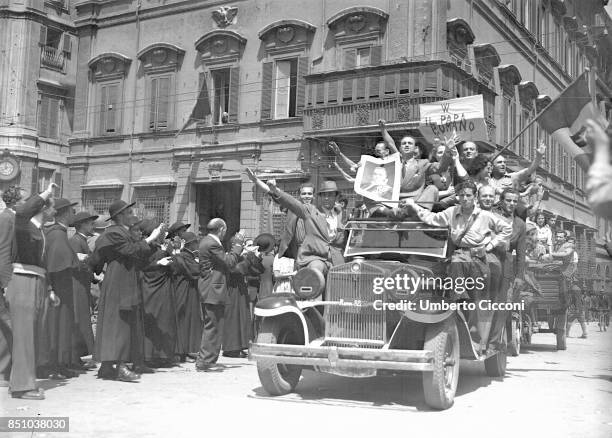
[354,154,401,207]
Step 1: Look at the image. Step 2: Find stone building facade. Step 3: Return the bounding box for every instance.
[2,0,611,292]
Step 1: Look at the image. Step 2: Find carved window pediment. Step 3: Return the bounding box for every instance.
[536,94,552,112]
[195,30,246,63]
[518,81,539,107]
[447,18,475,49]
[258,19,316,54]
[497,64,522,91]
[88,52,131,80]
[137,43,185,73]
[327,6,388,44]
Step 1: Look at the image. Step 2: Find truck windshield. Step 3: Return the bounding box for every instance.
[344,220,448,258]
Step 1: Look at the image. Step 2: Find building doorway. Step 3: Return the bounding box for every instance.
[196,181,241,246]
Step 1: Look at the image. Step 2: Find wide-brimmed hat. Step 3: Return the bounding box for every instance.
[181,231,199,245]
[54,198,78,212]
[254,233,275,253]
[107,200,136,220]
[69,211,99,227]
[93,215,110,230]
[318,180,339,195]
[167,221,190,238]
[138,218,158,236]
[126,215,142,228]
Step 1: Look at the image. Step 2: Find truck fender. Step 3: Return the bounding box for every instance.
[254,294,309,343]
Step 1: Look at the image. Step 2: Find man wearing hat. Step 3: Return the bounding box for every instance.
[44,198,80,379]
[90,200,165,382]
[0,186,23,386]
[246,169,345,277]
[6,182,57,399]
[68,211,99,368]
[167,221,190,240]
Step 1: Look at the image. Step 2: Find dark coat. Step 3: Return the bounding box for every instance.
[171,249,202,354]
[0,208,16,288]
[91,225,153,362]
[69,232,95,355]
[45,222,80,365]
[278,211,303,259]
[14,195,46,267]
[270,189,345,268]
[197,235,242,305]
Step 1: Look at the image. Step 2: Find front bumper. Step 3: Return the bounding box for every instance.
[249,343,434,372]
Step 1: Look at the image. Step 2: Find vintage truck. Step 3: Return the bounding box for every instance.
[249,220,508,410]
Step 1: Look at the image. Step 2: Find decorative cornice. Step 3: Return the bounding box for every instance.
[87,52,131,69]
[446,18,476,45]
[195,29,247,51]
[473,43,501,67]
[258,19,316,40]
[518,81,539,104]
[326,6,388,28]
[137,43,185,60]
[497,64,522,86]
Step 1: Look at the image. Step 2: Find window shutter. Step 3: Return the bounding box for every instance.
[370,45,382,66]
[424,68,438,93]
[39,25,47,46]
[39,95,50,138]
[342,78,353,102]
[48,97,59,139]
[62,34,72,54]
[228,66,240,123]
[260,61,273,120]
[315,82,324,104]
[356,76,366,99]
[99,85,108,135]
[149,77,158,129]
[343,48,356,69]
[385,73,396,96]
[157,76,170,129]
[369,73,380,99]
[295,56,308,116]
[106,84,118,133]
[399,71,410,94]
[31,166,39,196]
[54,171,63,197]
[328,79,338,103]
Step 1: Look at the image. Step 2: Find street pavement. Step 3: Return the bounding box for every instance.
[1,321,611,438]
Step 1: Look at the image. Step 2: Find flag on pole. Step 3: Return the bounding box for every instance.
[536,71,608,171]
[175,79,212,137]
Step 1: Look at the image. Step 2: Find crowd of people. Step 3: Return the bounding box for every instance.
[0,186,280,399]
[0,117,609,401]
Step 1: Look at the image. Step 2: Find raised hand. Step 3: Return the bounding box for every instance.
[378,119,386,129]
[266,178,277,190]
[328,141,340,155]
[536,140,547,155]
[49,291,61,307]
[585,118,609,151]
[245,167,258,183]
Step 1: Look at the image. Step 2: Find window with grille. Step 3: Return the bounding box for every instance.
[38,93,61,139]
[149,74,172,130]
[83,189,122,216]
[132,187,173,224]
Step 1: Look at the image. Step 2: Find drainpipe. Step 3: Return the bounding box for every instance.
[128,0,142,196]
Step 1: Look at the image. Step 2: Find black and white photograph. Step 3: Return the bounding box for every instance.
[1,0,611,437]
[354,154,401,203]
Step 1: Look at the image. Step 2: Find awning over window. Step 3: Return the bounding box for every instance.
[254,170,310,180]
[80,178,124,190]
[130,176,177,188]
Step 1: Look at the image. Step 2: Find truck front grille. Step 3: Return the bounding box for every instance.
[325,262,386,344]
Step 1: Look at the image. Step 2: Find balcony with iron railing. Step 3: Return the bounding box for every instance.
[41,46,65,71]
[303,60,496,137]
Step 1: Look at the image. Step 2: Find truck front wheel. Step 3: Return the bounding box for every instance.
[422,319,460,410]
[256,318,303,396]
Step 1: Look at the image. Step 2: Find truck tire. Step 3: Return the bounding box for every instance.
[484,327,507,377]
[256,319,303,396]
[422,319,460,410]
[508,315,521,357]
[556,311,567,351]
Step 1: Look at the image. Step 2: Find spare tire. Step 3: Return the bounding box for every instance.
[291,267,325,300]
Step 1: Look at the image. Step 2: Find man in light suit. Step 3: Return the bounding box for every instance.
[0,186,23,386]
[196,219,244,371]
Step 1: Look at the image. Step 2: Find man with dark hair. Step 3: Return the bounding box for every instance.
[477,185,496,211]
[91,200,165,382]
[277,182,313,260]
[196,218,245,371]
[0,186,23,386]
[489,142,546,202]
[6,182,57,399]
[68,212,99,369]
[44,198,80,379]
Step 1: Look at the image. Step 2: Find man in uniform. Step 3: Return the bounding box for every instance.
[196,218,244,371]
